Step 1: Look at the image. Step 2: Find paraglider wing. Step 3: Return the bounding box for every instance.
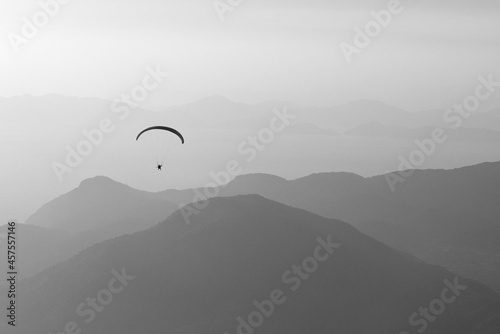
[136,126,185,144]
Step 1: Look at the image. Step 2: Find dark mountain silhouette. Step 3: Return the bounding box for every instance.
[1,214,188,280]
[26,176,178,234]
[222,170,495,233]
[212,162,500,293]
[9,195,500,334]
[19,162,500,291]
[11,176,179,278]
[157,162,500,239]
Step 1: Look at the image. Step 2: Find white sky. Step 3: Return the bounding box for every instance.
[1,0,500,222]
[0,0,499,110]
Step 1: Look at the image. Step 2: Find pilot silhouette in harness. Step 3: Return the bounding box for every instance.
[157,164,163,171]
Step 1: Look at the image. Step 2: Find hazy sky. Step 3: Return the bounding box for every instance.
[2,0,500,223]
[1,0,499,110]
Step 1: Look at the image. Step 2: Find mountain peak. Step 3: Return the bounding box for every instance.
[27,175,178,234]
[79,175,121,188]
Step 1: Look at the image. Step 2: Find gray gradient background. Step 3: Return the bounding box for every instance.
[1,0,499,222]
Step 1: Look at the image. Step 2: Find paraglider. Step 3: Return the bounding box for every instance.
[136,126,185,170]
[135,126,185,144]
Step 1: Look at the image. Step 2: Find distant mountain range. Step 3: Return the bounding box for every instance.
[3,94,499,222]
[2,94,499,133]
[345,121,500,142]
[7,195,500,334]
[16,161,500,295]
[154,161,500,293]
[159,95,500,132]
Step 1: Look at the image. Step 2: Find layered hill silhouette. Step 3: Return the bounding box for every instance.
[27,176,177,234]
[179,162,500,292]
[20,162,500,291]
[5,94,497,135]
[12,176,178,278]
[4,94,499,223]
[8,196,500,334]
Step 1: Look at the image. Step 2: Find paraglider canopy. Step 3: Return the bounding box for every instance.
[136,126,185,144]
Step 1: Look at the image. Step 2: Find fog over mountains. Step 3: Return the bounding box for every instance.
[2,94,500,224]
[8,162,499,293]
[3,195,500,334]
[1,160,499,334]
[2,98,500,333]
[3,1,500,333]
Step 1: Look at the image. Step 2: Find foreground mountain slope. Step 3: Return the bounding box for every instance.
[11,195,500,334]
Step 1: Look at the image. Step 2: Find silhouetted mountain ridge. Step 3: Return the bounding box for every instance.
[215,162,500,292]
[11,195,500,334]
[27,175,177,234]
